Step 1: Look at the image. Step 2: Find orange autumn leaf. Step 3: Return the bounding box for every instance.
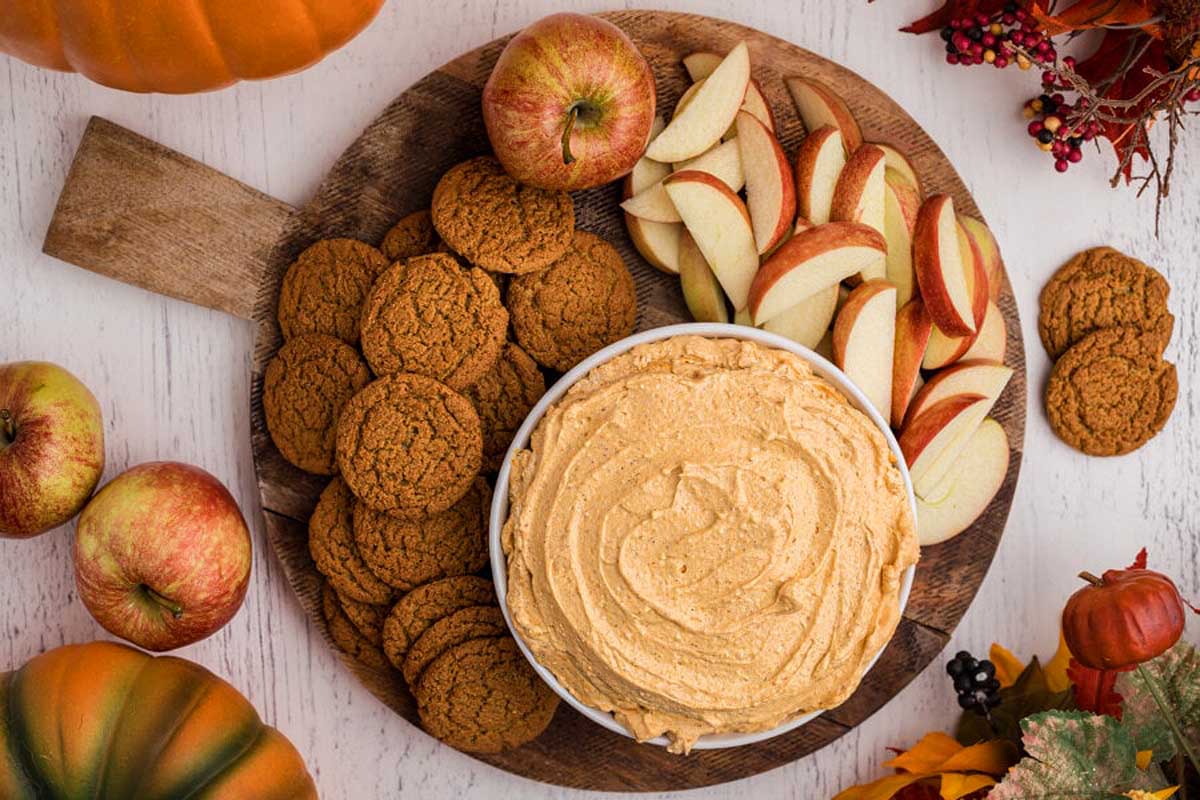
[884,733,963,773]
[940,772,996,800]
[833,772,931,800]
[990,633,1073,692]
[938,740,1019,775]
[990,643,1025,688]
[1029,0,1160,37]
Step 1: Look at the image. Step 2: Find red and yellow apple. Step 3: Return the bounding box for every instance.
[482,13,656,190]
[74,462,252,651]
[0,361,104,539]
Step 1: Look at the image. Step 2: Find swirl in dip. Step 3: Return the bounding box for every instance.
[502,335,919,753]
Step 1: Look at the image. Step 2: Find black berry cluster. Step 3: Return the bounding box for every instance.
[946,650,1001,713]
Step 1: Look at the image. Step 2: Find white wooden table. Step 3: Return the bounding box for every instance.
[2,1,1196,797]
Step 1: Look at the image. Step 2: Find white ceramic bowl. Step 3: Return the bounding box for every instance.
[489,323,917,750]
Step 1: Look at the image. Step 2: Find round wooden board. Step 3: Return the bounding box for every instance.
[41,9,1026,793]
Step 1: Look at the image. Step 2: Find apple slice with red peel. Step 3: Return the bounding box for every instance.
[623,125,682,275]
[748,222,888,326]
[682,52,776,133]
[906,359,1013,427]
[678,229,729,323]
[664,170,759,310]
[786,76,863,152]
[958,215,1005,301]
[794,126,846,226]
[891,299,933,428]
[922,225,989,368]
[961,300,1006,362]
[876,143,921,195]
[900,393,994,498]
[832,280,897,416]
[648,42,750,163]
[622,139,744,223]
[913,194,976,337]
[916,418,1009,544]
[830,144,887,282]
[761,284,838,349]
[736,111,796,255]
[884,167,921,308]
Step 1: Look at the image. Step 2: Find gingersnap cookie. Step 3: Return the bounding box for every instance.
[382,576,496,670]
[508,230,638,371]
[1046,325,1177,456]
[402,605,507,688]
[322,581,390,671]
[337,374,482,517]
[381,210,437,262]
[464,343,545,472]
[415,636,558,753]
[333,588,388,647]
[309,478,394,605]
[277,239,391,344]
[431,156,574,274]
[353,478,491,591]
[263,334,372,475]
[1039,246,1173,360]
[360,254,508,390]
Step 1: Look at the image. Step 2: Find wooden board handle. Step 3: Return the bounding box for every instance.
[43,117,296,320]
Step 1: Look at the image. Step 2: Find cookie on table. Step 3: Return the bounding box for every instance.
[278,239,391,344]
[309,478,394,606]
[321,581,390,671]
[464,343,545,472]
[336,374,482,518]
[333,588,389,648]
[431,156,574,275]
[415,636,558,753]
[353,478,491,591]
[1045,325,1177,456]
[382,575,496,670]
[263,334,372,475]
[402,605,507,688]
[508,230,638,371]
[359,254,508,390]
[1039,246,1173,360]
[381,210,438,262]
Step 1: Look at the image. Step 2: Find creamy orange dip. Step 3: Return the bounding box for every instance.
[502,335,919,753]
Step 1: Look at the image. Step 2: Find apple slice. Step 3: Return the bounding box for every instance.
[623,126,682,275]
[832,280,897,417]
[899,393,993,499]
[815,330,835,361]
[906,360,1013,427]
[733,306,753,326]
[876,143,921,194]
[961,300,1006,362]
[682,52,776,133]
[794,126,846,226]
[830,144,887,282]
[678,229,729,323]
[761,284,838,349]
[622,139,744,223]
[736,111,796,255]
[648,42,750,163]
[748,222,888,326]
[913,194,976,337]
[921,224,989,369]
[891,299,933,429]
[958,215,1005,301]
[916,418,1009,545]
[884,167,922,308]
[786,76,863,152]
[664,170,759,310]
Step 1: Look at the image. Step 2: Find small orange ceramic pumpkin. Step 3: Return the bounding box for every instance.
[0,0,384,93]
[0,641,318,799]
[1062,568,1186,670]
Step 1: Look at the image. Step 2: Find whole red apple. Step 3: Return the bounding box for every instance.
[483,13,656,191]
[0,361,104,539]
[74,462,252,651]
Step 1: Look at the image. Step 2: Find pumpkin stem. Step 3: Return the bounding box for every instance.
[1137,663,1200,778]
[561,104,580,166]
[142,585,184,619]
[0,410,13,447]
[1078,571,1104,587]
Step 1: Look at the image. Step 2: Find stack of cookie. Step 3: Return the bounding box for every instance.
[1040,246,1178,456]
[261,155,639,754]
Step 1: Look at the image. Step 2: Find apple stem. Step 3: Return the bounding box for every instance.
[560,105,579,165]
[142,585,184,619]
[0,410,13,446]
[1078,571,1104,587]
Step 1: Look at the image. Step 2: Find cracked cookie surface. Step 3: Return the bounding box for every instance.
[415,636,559,753]
[402,605,507,688]
[381,210,438,262]
[322,581,391,670]
[382,575,496,669]
[431,157,574,274]
[508,230,638,371]
[309,478,395,605]
[264,334,372,475]
[278,238,391,344]
[464,342,545,472]
[353,477,490,591]
[1046,325,1177,456]
[336,374,482,517]
[360,254,508,390]
[332,587,388,647]
[1039,246,1173,360]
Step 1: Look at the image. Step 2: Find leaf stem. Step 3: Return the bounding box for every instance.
[1136,663,1200,778]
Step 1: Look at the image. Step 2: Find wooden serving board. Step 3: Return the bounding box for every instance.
[42,10,1026,792]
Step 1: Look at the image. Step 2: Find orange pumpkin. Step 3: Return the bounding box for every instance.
[0,641,318,799]
[0,0,385,94]
[1062,568,1186,670]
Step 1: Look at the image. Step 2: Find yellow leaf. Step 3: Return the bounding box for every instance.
[1045,631,1073,693]
[832,773,930,800]
[1124,789,1179,800]
[990,643,1024,688]
[1136,750,1153,769]
[883,732,962,774]
[941,773,996,800]
[939,740,1020,776]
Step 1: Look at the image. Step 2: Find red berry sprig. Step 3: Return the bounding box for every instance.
[940,2,1057,70]
[1022,67,1102,174]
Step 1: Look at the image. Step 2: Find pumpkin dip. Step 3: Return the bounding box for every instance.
[502,335,919,753]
